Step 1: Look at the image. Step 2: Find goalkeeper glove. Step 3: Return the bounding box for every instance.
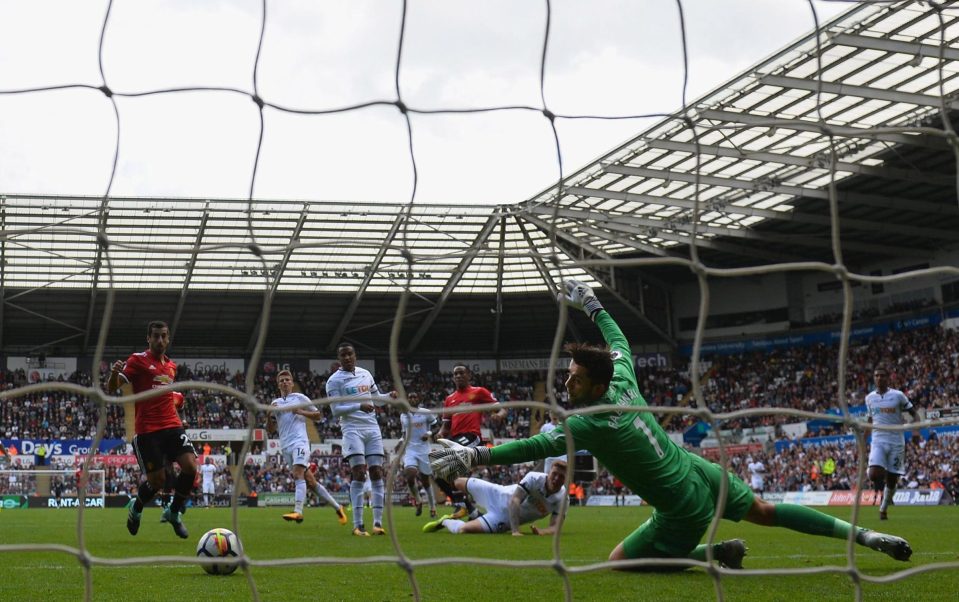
[428,439,491,481]
[561,279,604,320]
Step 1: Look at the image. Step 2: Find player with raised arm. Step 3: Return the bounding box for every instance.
[747,456,766,497]
[399,392,439,517]
[431,281,913,570]
[326,343,397,536]
[271,369,348,525]
[199,457,217,507]
[434,364,507,519]
[866,366,920,521]
[107,320,196,539]
[424,459,567,536]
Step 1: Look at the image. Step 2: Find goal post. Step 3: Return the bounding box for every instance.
[0,469,106,509]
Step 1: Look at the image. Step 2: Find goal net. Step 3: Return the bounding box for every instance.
[1,1,958,601]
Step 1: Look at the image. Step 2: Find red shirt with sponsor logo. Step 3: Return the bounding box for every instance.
[120,350,181,435]
[444,385,497,436]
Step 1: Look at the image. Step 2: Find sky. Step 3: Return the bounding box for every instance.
[0,0,849,207]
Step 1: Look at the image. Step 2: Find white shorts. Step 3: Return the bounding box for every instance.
[403,447,432,475]
[869,441,906,474]
[342,429,384,466]
[202,481,215,494]
[465,477,513,533]
[750,476,764,491]
[282,442,311,468]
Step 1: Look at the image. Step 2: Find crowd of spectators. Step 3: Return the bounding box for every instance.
[693,325,959,430]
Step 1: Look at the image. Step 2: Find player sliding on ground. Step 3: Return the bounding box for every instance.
[431,280,913,570]
[423,459,567,536]
[270,369,348,526]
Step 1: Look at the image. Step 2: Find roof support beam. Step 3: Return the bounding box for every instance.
[602,165,959,236]
[698,108,950,150]
[514,216,584,341]
[830,32,959,63]
[326,211,407,352]
[82,197,111,353]
[760,74,959,110]
[170,203,210,338]
[644,138,953,186]
[569,183,958,240]
[492,217,506,355]
[539,205,930,258]
[552,237,676,348]
[246,206,310,354]
[407,214,500,353]
[570,213,808,263]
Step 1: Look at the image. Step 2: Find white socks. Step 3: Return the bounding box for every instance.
[313,481,340,509]
[880,486,893,512]
[442,519,463,534]
[294,479,306,514]
[371,478,385,525]
[350,480,366,527]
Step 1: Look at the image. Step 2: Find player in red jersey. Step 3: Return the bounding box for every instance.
[106,320,197,539]
[434,364,507,518]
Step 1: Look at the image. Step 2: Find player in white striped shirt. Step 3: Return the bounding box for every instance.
[326,343,397,536]
[271,370,347,526]
[399,392,439,517]
[865,366,920,520]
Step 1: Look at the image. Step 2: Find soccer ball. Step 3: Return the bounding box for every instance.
[195,528,241,575]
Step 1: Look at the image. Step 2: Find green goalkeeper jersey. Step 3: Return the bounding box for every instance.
[488,310,693,511]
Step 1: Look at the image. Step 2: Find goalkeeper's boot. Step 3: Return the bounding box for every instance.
[335,506,349,526]
[282,512,304,523]
[860,530,912,561]
[352,525,371,537]
[125,499,142,536]
[371,522,387,536]
[162,507,189,539]
[449,505,468,520]
[422,516,450,533]
[715,539,748,569]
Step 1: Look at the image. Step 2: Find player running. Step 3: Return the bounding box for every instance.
[866,366,920,520]
[431,281,913,570]
[271,369,348,525]
[107,320,196,539]
[399,392,439,517]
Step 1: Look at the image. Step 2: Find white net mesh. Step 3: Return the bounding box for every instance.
[2,1,959,600]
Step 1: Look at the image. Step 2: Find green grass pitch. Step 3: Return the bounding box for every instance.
[1,505,957,600]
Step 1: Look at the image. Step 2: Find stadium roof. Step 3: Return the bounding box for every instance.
[520,0,959,268]
[2,1,957,357]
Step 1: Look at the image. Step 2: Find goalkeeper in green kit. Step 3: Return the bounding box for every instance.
[430,280,913,570]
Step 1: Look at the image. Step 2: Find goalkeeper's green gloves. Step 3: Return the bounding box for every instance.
[428,439,492,481]
[560,279,604,321]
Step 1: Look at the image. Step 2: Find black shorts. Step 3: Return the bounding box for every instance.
[132,427,196,474]
[450,433,482,448]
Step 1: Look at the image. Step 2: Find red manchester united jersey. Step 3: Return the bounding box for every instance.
[121,350,181,435]
[444,385,497,436]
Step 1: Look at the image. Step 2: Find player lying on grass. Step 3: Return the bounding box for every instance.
[423,459,568,535]
[431,280,913,570]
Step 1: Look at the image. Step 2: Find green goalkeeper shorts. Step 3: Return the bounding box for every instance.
[622,455,755,560]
